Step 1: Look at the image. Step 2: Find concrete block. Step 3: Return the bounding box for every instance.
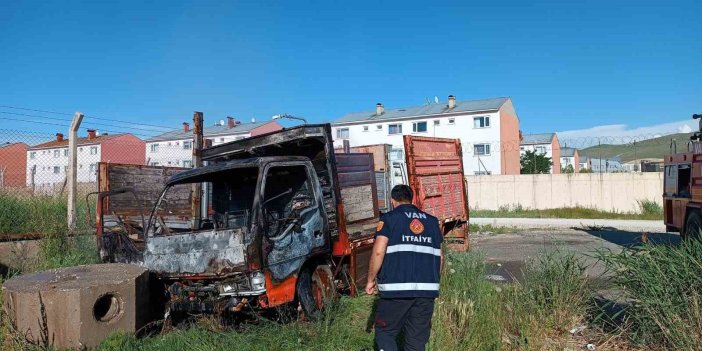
[2,263,152,350]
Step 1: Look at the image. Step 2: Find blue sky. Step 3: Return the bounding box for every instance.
[0,0,700,139]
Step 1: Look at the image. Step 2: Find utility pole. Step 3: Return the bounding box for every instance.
[634,139,639,172]
[191,111,204,230]
[598,138,602,173]
[67,112,84,232]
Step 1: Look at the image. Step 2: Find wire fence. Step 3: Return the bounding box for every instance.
[0,126,682,195]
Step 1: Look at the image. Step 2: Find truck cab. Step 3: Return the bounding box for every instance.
[663,113,702,238]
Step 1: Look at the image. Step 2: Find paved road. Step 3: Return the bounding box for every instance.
[472,217,666,233]
[469,227,681,288]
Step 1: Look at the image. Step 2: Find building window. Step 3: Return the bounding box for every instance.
[474,144,491,156]
[473,116,490,128]
[412,121,427,133]
[53,150,60,158]
[30,152,36,159]
[53,166,60,174]
[79,147,83,152]
[474,171,492,175]
[388,124,403,135]
[535,146,547,154]
[448,118,455,125]
[89,163,97,174]
[63,149,69,157]
[376,125,382,131]
[336,128,350,139]
[90,146,98,155]
[520,146,525,151]
[434,120,440,126]
[150,162,160,166]
[363,125,369,132]
[150,144,159,153]
[183,160,193,168]
[183,141,192,150]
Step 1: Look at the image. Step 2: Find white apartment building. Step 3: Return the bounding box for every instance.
[145,117,282,167]
[520,133,562,174]
[26,130,145,187]
[560,147,580,172]
[331,96,521,175]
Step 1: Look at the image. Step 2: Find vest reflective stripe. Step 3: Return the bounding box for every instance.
[385,244,441,257]
[378,282,440,291]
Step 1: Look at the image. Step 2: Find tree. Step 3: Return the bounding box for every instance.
[520,150,552,174]
[561,164,574,174]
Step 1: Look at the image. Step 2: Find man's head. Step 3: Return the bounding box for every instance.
[390,184,413,208]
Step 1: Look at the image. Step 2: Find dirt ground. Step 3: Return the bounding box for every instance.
[470,227,681,288]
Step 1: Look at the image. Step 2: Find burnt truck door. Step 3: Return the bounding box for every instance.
[260,161,327,282]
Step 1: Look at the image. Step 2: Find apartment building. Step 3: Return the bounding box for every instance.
[26,130,145,187]
[331,96,521,175]
[520,133,561,174]
[145,117,282,167]
[0,142,28,188]
[560,147,580,172]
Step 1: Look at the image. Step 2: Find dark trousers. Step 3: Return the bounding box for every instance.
[374,298,435,351]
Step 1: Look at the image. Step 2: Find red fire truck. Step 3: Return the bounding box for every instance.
[663,113,702,238]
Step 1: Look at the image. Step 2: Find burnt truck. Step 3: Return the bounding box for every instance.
[96,124,468,319]
[663,113,702,238]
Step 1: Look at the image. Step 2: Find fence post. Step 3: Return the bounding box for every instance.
[191,111,204,229]
[67,112,84,232]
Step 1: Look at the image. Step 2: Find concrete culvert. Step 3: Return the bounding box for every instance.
[1,263,152,350]
[93,293,123,323]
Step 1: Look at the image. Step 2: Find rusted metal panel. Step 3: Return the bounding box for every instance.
[404,136,469,222]
[336,153,379,225]
[336,144,392,172]
[404,135,469,248]
[97,163,189,262]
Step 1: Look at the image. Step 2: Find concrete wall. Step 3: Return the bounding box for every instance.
[467,172,663,212]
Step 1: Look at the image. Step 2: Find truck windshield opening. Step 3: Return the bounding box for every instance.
[148,167,259,236]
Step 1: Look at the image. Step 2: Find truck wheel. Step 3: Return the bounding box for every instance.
[685,211,702,240]
[296,264,335,321]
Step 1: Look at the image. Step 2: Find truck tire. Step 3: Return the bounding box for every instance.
[296,264,335,321]
[685,211,702,240]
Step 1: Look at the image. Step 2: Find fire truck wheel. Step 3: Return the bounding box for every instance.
[296,264,335,321]
[685,211,702,240]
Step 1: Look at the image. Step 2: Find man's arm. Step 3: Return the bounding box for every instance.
[365,235,389,294]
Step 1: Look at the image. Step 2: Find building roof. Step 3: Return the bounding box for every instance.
[333,97,510,124]
[146,121,273,142]
[29,134,126,150]
[521,133,556,145]
[560,147,578,157]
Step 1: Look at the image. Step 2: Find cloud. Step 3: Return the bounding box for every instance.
[557,119,695,148]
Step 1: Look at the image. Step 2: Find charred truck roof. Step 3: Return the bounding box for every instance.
[167,156,309,185]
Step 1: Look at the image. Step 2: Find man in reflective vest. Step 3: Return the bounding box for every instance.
[365,184,443,351]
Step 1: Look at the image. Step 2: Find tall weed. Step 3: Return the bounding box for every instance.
[600,239,702,348]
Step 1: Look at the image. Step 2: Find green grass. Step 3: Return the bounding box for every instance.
[580,132,690,163]
[0,192,92,237]
[599,239,702,349]
[471,201,663,221]
[469,223,519,235]
[1,249,593,351]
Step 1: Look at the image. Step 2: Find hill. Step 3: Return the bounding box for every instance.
[579,133,693,163]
